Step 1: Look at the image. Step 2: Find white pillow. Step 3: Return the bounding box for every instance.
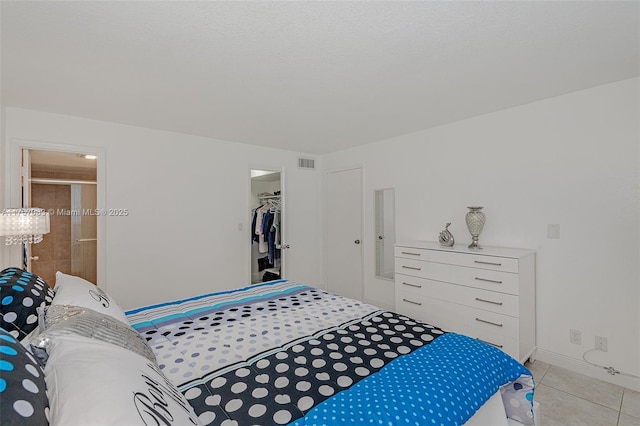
[53,271,128,324]
[45,334,202,426]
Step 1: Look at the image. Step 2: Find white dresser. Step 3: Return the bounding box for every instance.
[394,241,536,363]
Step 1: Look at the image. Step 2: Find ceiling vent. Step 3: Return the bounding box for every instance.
[298,158,315,169]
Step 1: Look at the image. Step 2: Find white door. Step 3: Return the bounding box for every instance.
[21,149,32,271]
[326,167,363,301]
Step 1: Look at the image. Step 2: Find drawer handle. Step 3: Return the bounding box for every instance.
[402,298,422,306]
[475,317,503,327]
[402,266,422,271]
[476,338,504,349]
[474,260,502,266]
[401,251,421,256]
[475,277,503,284]
[475,297,503,306]
[402,282,422,288]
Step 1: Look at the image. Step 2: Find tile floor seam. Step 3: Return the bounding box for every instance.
[623,411,640,420]
[617,389,624,413]
[620,389,640,420]
[538,382,623,414]
[537,371,549,383]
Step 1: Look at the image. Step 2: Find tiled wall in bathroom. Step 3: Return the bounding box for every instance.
[29,166,96,287]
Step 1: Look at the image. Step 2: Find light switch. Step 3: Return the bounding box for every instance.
[547,224,560,239]
[238,223,243,231]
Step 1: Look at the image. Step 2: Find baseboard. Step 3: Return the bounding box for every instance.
[535,348,640,392]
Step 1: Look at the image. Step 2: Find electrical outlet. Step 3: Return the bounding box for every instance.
[570,329,581,345]
[595,336,608,352]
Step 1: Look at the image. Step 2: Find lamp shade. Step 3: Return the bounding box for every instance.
[0,208,51,245]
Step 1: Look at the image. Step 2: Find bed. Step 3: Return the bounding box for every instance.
[0,268,537,426]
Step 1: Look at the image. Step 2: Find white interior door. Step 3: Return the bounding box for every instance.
[21,149,32,271]
[326,167,363,301]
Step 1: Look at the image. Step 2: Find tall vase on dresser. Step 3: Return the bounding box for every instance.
[465,206,485,249]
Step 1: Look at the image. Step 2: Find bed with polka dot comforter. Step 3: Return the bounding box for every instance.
[126,279,535,426]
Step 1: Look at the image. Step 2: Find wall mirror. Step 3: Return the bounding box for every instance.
[374,188,395,280]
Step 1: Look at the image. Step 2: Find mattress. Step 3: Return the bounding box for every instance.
[127,279,536,426]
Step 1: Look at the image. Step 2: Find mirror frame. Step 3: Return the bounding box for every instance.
[374,187,395,281]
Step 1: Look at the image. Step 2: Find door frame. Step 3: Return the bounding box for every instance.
[21,149,32,271]
[247,165,286,285]
[5,138,107,288]
[324,165,365,300]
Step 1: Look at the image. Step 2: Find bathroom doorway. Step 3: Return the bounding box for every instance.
[27,150,98,285]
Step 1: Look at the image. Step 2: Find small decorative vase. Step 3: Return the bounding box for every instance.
[465,207,485,249]
[438,222,455,247]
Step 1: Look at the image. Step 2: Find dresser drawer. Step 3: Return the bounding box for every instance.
[395,257,520,295]
[394,295,519,358]
[395,274,519,317]
[395,292,519,339]
[395,246,519,273]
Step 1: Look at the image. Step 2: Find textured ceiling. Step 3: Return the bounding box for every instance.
[2,1,638,154]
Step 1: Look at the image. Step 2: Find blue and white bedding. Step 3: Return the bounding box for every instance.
[126,280,535,426]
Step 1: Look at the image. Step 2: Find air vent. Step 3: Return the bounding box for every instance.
[298,158,315,169]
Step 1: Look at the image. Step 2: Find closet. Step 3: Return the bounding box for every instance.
[250,170,282,283]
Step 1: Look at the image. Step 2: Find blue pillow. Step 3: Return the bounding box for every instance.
[0,268,55,340]
[0,327,49,424]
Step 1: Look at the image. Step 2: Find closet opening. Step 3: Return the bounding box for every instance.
[250,169,283,284]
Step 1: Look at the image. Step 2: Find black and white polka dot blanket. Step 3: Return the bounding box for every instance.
[127,280,534,426]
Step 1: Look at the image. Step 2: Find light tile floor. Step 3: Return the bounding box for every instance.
[524,360,640,426]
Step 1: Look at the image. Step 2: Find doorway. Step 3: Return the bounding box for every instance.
[27,150,98,285]
[250,169,284,283]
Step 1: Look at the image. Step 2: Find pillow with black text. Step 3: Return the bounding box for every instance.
[45,334,202,426]
[52,271,128,324]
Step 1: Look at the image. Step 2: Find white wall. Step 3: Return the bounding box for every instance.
[0,107,5,265]
[324,78,640,389]
[2,108,323,309]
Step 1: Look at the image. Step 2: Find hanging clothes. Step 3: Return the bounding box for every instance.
[272,210,281,248]
[253,204,270,253]
[251,207,259,243]
[253,194,281,263]
[259,206,272,253]
[269,210,281,264]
